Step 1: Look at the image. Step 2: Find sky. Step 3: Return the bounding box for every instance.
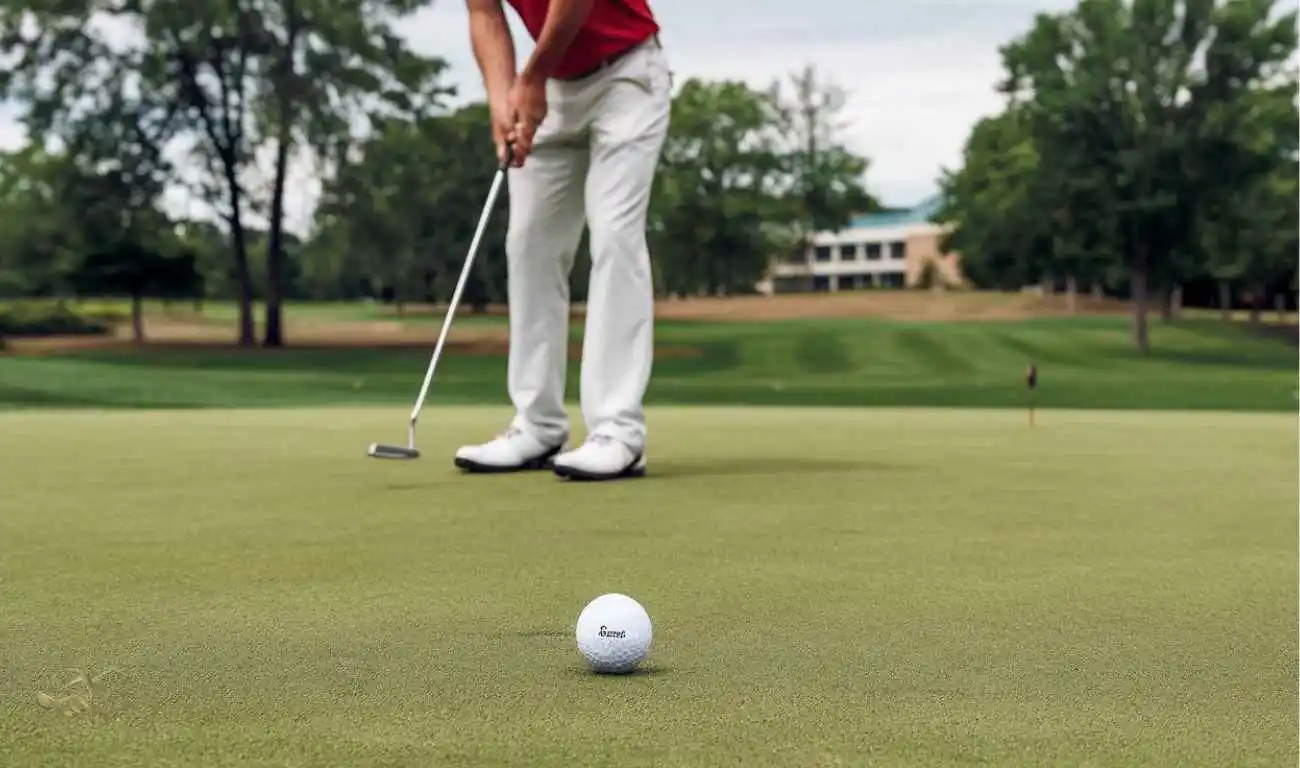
[0,0,1077,230]
[398,0,1079,206]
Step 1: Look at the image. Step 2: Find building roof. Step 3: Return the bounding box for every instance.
[846,195,944,231]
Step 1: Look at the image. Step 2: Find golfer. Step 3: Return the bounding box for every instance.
[454,0,670,481]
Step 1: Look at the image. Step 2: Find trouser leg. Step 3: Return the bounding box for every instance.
[505,132,589,446]
[579,42,672,452]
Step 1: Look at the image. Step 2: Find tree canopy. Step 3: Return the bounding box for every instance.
[938,0,1298,350]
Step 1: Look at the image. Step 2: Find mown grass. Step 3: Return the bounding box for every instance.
[0,313,1293,410]
[0,406,1294,767]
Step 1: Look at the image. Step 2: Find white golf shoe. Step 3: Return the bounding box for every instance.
[553,435,646,481]
[454,427,564,473]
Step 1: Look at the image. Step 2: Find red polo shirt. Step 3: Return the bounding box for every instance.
[506,0,659,79]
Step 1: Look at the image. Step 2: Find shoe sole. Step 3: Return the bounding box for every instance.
[553,457,647,482]
[454,445,563,474]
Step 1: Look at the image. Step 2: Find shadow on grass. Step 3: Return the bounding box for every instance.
[562,663,670,678]
[378,458,900,491]
[646,457,909,479]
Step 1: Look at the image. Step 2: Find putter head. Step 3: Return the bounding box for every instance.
[367,443,420,459]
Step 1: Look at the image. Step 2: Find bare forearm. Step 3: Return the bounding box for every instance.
[520,0,593,81]
[468,0,516,103]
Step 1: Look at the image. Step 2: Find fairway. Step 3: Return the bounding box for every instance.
[2,313,1296,411]
[1,406,1295,766]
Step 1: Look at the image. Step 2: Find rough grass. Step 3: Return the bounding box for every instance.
[0,406,1294,767]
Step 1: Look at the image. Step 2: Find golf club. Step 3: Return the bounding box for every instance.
[367,143,514,460]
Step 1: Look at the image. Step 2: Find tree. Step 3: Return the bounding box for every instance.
[0,146,82,299]
[74,243,201,343]
[1203,159,1298,322]
[57,84,196,342]
[767,65,877,247]
[1196,47,1299,323]
[0,1,260,342]
[649,79,791,297]
[251,0,451,346]
[935,109,1055,291]
[306,102,508,311]
[997,0,1297,352]
[0,0,450,347]
[310,119,433,312]
[0,141,198,341]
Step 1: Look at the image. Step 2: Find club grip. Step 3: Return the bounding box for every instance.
[498,140,515,172]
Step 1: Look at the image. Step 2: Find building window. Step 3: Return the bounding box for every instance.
[839,244,857,260]
[880,272,904,288]
[814,246,832,262]
[812,275,830,291]
[890,241,906,259]
[865,243,882,260]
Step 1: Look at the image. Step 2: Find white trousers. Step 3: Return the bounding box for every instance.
[505,37,671,453]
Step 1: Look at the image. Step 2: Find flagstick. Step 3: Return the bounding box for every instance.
[1026,363,1038,428]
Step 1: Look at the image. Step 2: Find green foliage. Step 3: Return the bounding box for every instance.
[937,109,1052,290]
[303,67,873,306]
[646,71,873,298]
[0,0,451,346]
[0,142,201,340]
[766,65,878,239]
[0,147,84,298]
[651,78,789,297]
[0,303,113,337]
[939,0,1298,352]
[305,103,506,308]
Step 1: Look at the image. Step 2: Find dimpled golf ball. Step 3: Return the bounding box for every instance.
[575,593,653,674]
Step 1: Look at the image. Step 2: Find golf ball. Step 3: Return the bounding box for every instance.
[575,593,652,674]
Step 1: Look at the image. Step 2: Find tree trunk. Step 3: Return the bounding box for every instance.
[1249,288,1264,324]
[1276,294,1288,323]
[1218,280,1232,322]
[230,220,255,346]
[1160,286,1174,323]
[1131,258,1149,354]
[263,8,301,349]
[131,293,145,344]
[220,157,256,347]
[263,123,290,348]
[1065,274,1078,314]
[1091,281,1104,299]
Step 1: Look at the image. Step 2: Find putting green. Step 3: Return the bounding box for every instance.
[1,407,1295,767]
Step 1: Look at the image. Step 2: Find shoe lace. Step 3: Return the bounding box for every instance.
[496,426,524,441]
[586,434,615,446]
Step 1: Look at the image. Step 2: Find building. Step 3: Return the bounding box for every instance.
[764,195,962,293]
